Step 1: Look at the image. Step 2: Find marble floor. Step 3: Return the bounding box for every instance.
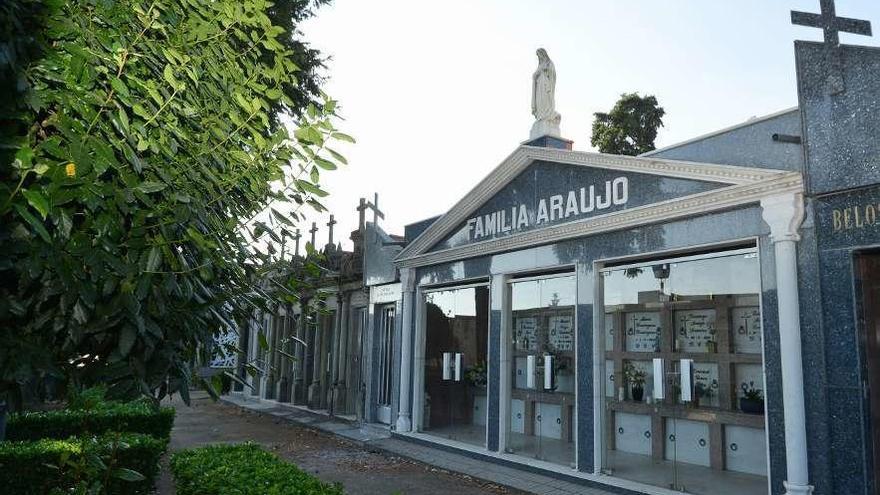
[506,433,576,469]
[421,423,487,448]
[603,450,767,495]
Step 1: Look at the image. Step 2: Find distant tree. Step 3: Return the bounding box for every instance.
[591,93,665,156]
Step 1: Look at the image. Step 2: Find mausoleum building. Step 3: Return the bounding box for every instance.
[388,7,879,495]
[234,4,880,495]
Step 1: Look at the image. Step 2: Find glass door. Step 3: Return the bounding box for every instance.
[420,285,489,447]
[601,249,768,495]
[506,274,576,467]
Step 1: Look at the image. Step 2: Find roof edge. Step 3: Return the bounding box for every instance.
[640,106,800,158]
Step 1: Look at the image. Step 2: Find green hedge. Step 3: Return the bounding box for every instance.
[171,443,344,495]
[7,401,175,441]
[0,432,167,494]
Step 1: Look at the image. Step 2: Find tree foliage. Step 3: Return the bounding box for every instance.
[264,0,331,123]
[590,92,665,156]
[0,0,350,407]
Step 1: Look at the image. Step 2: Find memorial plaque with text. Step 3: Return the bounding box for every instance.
[732,307,762,354]
[676,309,717,352]
[625,312,661,352]
[693,362,720,407]
[549,315,574,351]
[515,317,538,351]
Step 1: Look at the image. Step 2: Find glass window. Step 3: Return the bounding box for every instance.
[507,274,576,468]
[420,286,490,447]
[601,249,768,495]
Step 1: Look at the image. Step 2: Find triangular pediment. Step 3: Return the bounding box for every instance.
[396,146,800,267]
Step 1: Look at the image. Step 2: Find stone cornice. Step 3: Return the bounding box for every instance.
[397,172,803,269]
[397,146,790,262]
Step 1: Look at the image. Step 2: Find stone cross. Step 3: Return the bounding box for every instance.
[357,198,368,232]
[369,192,384,224]
[791,0,872,46]
[309,222,318,248]
[792,0,872,94]
[293,229,301,257]
[356,193,385,231]
[326,215,337,246]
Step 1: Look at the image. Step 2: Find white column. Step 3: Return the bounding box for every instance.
[396,268,416,432]
[761,192,813,495]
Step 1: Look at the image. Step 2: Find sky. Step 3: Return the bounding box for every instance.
[289,0,880,250]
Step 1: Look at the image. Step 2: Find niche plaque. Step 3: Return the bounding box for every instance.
[676,309,717,352]
[549,315,574,351]
[732,307,762,354]
[515,317,538,351]
[626,312,661,352]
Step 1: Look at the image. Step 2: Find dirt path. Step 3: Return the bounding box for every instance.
[156,392,527,495]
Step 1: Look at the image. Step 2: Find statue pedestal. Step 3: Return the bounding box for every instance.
[530,117,561,140]
[524,134,573,150]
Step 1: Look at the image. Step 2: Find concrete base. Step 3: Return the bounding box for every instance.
[333,384,347,411]
[264,375,276,400]
[395,413,412,433]
[308,382,322,409]
[529,118,561,140]
[278,377,291,403]
[783,481,815,495]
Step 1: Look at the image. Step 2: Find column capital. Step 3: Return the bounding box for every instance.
[761,192,805,243]
[400,267,417,291]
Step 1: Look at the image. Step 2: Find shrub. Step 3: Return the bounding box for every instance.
[67,385,115,410]
[7,401,175,441]
[0,432,167,494]
[171,443,344,495]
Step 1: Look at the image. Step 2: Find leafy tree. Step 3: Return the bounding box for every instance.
[590,93,665,156]
[0,0,351,408]
[264,0,331,123]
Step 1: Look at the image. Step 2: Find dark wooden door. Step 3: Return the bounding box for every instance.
[858,253,880,495]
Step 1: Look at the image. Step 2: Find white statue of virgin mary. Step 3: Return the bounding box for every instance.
[530,48,562,139]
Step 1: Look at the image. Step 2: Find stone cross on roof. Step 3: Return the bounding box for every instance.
[326,214,337,246]
[309,222,318,248]
[357,192,385,231]
[792,0,872,45]
[293,228,301,257]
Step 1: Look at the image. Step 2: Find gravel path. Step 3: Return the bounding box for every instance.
[155,391,528,495]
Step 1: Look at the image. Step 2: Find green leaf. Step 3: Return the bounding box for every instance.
[146,246,162,271]
[112,468,146,482]
[22,189,50,219]
[293,126,322,145]
[271,208,293,226]
[14,146,34,168]
[326,148,348,165]
[132,103,150,119]
[163,64,176,87]
[314,157,337,170]
[295,179,328,198]
[258,332,269,350]
[13,203,51,242]
[110,77,130,98]
[331,132,355,143]
[137,181,166,193]
[119,325,137,357]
